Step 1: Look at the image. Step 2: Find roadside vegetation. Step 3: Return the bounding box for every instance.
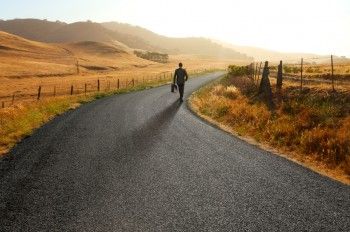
[190,65,350,184]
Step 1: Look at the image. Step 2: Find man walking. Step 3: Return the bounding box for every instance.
[173,63,188,102]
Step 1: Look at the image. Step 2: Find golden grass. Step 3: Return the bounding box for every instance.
[190,74,350,184]
[0,54,237,105]
[273,61,350,81]
[0,31,245,105]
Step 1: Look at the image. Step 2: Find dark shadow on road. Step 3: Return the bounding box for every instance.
[129,100,182,153]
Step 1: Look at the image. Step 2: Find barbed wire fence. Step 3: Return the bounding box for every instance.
[251,55,350,92]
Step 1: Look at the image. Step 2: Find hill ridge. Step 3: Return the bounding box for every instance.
[0,19,251,60]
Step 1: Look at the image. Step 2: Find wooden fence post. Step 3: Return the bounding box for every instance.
[53,86,56,97]
[12,94,15,105]
[76,60,80,74]
[117,79,120,89]
[70,85,74,95]
[132,79,135,87]
[277,60,283,91]
[37,86,42,100]
[257,62,262,86]
[97,79,100,92]
[107,81,110,91]
[84,83,87,96]
[331,55,335,91]
[2,101,5,108]
[300,58,303,92]
[258,61,274,110]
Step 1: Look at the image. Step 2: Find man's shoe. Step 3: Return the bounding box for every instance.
[180,98,184,102]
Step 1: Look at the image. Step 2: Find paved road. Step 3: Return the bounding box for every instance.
[1,72,349,231]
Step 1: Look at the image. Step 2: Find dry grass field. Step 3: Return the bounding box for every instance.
[190,70,350,184]
[271,61,350,81]
[0,31,242,106]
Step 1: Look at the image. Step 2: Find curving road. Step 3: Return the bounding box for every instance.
[1,72,349,231]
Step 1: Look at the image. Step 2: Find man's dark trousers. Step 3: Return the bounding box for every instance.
[178,84,184,100]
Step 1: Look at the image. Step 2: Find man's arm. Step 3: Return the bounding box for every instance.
[184,69,188,81]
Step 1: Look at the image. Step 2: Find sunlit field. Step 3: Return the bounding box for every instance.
[0,56,233,106]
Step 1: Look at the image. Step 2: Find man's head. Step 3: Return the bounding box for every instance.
[179,63,183,68]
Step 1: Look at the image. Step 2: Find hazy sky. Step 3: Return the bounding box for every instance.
[2,0,350,56]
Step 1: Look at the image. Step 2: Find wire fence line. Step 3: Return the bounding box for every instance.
[250,55,350,91]
[0,69,212,109]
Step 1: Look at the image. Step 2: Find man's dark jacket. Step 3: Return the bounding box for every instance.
[173,68,188,85]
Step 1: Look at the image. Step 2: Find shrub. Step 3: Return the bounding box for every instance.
[211,85,225,96]
[283,66,292,73]
[300,126,350,166]
[224,86,239,99]
[216,105,230,117]
[306,67,314,73]
[292,67,300,74]
[228,65,250,76]
[134,50,168,63]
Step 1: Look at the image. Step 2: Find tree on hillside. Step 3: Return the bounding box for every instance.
[134,50,168,63]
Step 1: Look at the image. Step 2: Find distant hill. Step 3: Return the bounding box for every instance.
[0,18,65,42]
[102,22,250,59]
[0,19,156,51]
[0,19,251,60]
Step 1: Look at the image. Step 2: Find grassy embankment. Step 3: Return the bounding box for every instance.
[190,66,350,184]
[0,69,219,156]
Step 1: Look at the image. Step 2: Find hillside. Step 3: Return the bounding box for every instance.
[0,31,75,77]
[0,19,250,60]
[0,30,64,54]
[67,41,127,55]
[0,31,152,78]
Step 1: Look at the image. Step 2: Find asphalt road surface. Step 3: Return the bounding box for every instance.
[1,72,349,231]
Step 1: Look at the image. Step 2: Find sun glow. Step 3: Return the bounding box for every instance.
[2,0,350,56]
